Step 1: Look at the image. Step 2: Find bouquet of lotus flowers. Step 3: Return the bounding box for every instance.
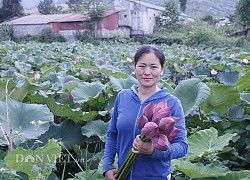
[115,99,181,180]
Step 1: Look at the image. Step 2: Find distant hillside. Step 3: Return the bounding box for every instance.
[21,0,68,10]
[138,0,237,18]
[21,0,238,18]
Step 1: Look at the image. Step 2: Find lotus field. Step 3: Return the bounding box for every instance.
[0,40,249,179]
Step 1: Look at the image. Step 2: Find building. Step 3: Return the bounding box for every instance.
[2,0,192,40]
[4,10,129,41]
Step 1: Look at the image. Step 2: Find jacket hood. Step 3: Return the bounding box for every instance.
[130,84,170,104]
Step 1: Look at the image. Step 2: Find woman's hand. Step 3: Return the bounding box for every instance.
[104,169,118,180]
[132,135,154,155]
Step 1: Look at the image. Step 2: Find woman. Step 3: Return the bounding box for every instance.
[102,45,188,180]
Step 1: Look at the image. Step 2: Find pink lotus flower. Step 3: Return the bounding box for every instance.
[230,54,235,58]
[154,99,167,111]
[172,76,177,83]
[152,134,169,151]
[102,57,107,61]
[211,69,218,75]
[159,117,176,136]
[141,122,159,138]
[116,98,181,179]
[75,56,80,60]
[142,102,154,120]
[69,94,74,100]
[34,72,41,81]
[88,70,94,76]
[151,108,172,124]
[168,128,181,141]
[137,115,148,129]
[179,56,185,61]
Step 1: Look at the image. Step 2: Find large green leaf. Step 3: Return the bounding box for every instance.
[38,120,85,149]
[228,104,244,120]
[9,79,38,102]
[99,65,128,78]
[237,70,250,92]
[0,79,16,100]
[46,98,84,123]
[81,120,109,142]
[172,159,229,178]
[5,139,61,180]
[191,63,211,76]
[217,71,239,85]
[213,170,250,180]
[0,79,38,102]
[109,76,137,92]
[186,127,237,159]
[240,93,250,104]
[67,171,98,180]
[71,82,105,104]
[0,99,53,145]
[0,160,21,179]
[201,83,240,116]
[82,111,99,122]
[173,78,210,116]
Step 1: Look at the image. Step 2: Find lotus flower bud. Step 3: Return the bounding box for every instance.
[141,122,159,138]
[167,127,181,142]
[151,107,172,124]
[143,102,154,121]
[136,115,148,129]
[88,70,94,76]
[34,72,41,81]
[159,117,176,136]
[230,54,235,58]
[69,94,74,100]
[211,69,218,75]
[152,134,169,151]
[171,116,180,123]
[75,55,80,60]
[153,107,161,114]
[179,56,185,61]
[154,99,167,111]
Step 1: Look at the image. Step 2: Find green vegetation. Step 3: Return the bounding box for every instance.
[37,0,62,14]
[66,0,84,13]
[156,0,182,32]
[235,0,250,27]
[83,0,106,31]
[0,23,13,41]
[0,39,249,179]
[0,0,23,22]
[0,1,249,179]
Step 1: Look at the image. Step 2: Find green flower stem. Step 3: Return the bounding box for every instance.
[120,151,138,179]
[115,150,133,179]
[115,134,150,180]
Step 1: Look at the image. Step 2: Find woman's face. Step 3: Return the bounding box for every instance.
[134,52,163,89]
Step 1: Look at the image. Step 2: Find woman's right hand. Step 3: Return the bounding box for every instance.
[105,169,118,180]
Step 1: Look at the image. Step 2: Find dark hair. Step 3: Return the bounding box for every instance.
[134,45,165,67]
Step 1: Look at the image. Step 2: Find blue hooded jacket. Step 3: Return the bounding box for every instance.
[102,85,188,180]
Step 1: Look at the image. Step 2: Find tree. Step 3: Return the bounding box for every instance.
[0,0,23,22]
[179,0,187,12]
[66,0,84,13]
[200,13,217,26]
[235,0,250,27]
[37,0,62,15]
[156,0,182,32]
[83,0,106,31]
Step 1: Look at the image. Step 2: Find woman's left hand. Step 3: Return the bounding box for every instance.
[132,135,154,155]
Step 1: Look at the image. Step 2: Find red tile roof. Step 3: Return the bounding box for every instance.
[5,10,120,25]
